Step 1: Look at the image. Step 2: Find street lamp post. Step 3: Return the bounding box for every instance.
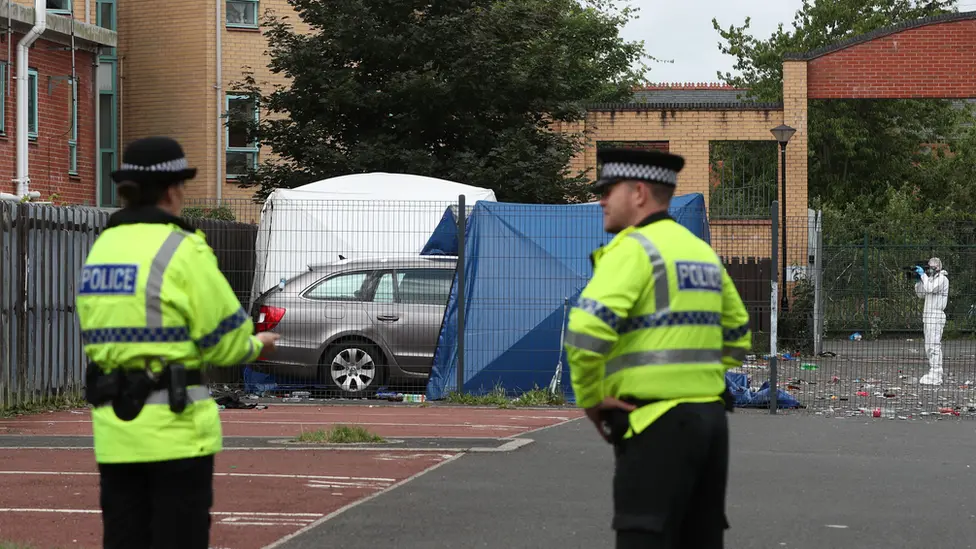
[771,124,796,312]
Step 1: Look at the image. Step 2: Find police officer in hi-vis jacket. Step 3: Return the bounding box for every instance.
[565,148,752,549]
[76,136,280,549]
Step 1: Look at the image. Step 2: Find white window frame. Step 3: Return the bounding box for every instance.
[46,0,72,15]
[69,77,78,174]
[27,69,38,139]
[225,93,259,179]
[0,62,6,135]
[226,0,259,28]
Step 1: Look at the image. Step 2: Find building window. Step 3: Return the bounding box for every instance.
[28,69,37,139]
[69,78,78,174]
[46,0,71,13]
[96,0,116,56]
[0,63,6,135]
[225,94,259,179]
[226,0,258,28]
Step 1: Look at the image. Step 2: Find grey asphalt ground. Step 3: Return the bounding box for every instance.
[277,410,976,549]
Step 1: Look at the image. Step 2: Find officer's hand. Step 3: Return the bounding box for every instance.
[915,266,925,276]
[256,332,280,357]
[584,397,637,442]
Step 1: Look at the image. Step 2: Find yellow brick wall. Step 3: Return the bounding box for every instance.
[117,0,215,201]
[218,0,311,210]
[711,221,773,260]
[781,60,810,287]
[557,103,814,290]
[558,107,809,269]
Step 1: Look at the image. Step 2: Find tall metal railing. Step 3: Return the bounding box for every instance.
[2,194,973,418]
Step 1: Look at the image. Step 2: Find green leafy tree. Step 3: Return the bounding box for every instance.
[229,0,650,203]
[712,0,967,208]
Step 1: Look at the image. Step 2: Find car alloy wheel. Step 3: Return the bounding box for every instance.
[330,346,378,393]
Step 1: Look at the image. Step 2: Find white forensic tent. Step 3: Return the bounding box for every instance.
[249,172,497,305]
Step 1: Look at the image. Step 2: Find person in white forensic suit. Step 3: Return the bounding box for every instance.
[914,257,949,385]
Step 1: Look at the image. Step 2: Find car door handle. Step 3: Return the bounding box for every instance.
[377,315,400,322]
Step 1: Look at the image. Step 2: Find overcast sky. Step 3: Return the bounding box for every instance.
[616,0,803,83]
[619,0,976,83]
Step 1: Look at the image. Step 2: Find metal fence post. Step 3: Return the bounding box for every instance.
[769,200,779,414]
[813,211,823,356]
[0,201,10,408]
[456,194,466,394]
[862,231,870,332]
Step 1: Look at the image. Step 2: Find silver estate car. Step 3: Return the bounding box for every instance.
[249,255,458,397]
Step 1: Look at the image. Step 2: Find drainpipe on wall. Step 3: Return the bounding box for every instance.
[215,0,223,203]
[14,0,47,200]
[94,56,101,207]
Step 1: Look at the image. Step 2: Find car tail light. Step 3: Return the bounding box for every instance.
[256,305,286,332]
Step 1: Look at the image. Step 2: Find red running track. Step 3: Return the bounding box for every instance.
[0,405,582,438]
[0,448,459,549]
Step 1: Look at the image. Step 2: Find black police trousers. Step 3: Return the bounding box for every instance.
[98,454,214,549]
[612,401,729,549]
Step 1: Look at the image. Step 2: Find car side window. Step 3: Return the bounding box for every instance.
[373,273,395,303]
[396,269,454,305]
[305,272,369,301]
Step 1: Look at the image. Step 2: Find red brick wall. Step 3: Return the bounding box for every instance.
[807,19,976,99]
[0,35,96,205]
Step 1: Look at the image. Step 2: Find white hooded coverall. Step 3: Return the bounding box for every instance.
[914,262,949,385]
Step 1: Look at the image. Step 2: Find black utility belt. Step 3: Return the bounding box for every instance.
[85,361,208,422]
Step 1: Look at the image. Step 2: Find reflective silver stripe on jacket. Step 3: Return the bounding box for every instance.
[571,230,728,376]
[627,232,670,312]
[564,330,614,355]
[605,349,723,377]
[96,385,212,409]
[145,231,188,327]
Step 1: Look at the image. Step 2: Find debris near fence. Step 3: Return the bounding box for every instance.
[747,341,976,420]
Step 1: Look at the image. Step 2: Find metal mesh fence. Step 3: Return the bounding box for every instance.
[5,192,976,416]
[230,197,468,401]
[774,213,976,419]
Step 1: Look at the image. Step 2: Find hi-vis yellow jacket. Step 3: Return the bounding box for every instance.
[564,212,751,437]
[76,207,263,464]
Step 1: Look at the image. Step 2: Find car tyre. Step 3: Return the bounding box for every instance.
[318,341,386,399]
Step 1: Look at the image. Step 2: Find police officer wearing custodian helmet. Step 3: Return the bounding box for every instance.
[564,148,752,548]
[76,136,280,549]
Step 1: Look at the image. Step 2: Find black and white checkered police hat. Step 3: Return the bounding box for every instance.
[593,148,685,193]
[111,136,198,186]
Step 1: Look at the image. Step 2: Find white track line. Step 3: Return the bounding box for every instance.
[505,415,584,438]
[0,508,321,518]
[0,470,395,482]
[0,508,326,527]
[261,452,465,549]
[0,420,537,429]
[0,440,537,453]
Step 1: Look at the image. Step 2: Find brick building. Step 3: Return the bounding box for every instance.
[105,0,307,220]
[0,1,115,205]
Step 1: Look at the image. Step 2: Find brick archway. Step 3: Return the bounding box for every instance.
[786,11,976,100]
[777,11,976,286]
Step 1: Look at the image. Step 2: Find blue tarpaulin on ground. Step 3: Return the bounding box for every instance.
[421,194,713,401]
[725,372,801,409]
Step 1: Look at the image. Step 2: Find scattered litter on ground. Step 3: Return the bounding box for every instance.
[730,340,976,420]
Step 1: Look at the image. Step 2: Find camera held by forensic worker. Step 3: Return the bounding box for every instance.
[903,261,929,282]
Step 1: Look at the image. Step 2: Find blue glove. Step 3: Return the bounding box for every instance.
[915,266,925,276]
